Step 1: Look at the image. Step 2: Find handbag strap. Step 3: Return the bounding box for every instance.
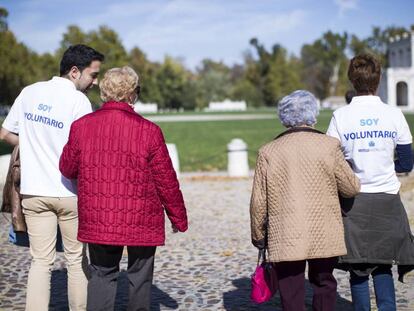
[257,249,267,266]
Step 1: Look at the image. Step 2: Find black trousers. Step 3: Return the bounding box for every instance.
[274,257,338,311]
[87,243,156,311]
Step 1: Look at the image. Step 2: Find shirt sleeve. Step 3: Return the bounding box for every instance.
[59,122,81,179]
[250,150,269,248]
[334,141,360,197]
[149,126,188,232]
[397,111,412,145]
[394,144,413,173]
[2,92,23,134]
[326,114,341,141]
[73,95,93,120]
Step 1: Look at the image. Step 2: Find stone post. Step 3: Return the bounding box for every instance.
[166,143,180,178]
[227,138,249,177]
[0,154,11,186]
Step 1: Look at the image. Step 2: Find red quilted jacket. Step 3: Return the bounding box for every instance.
[59,101,188,246]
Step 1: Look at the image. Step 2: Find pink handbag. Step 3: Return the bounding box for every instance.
[251,249,278,304]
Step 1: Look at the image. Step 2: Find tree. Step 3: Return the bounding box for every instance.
[301,31,349,99]
[59,25,87,52]
[239,50,265,107]
[2,14,412,111]
[0,9,44,105]
[248,38,303,106]
[156,56,192,109]
[0,7,8,32]
[195,59,232,108]
[36,53,59,79]
[230,78,262,107]
[349,26,409,67]
[227,63,262,107]
[129,47,162,105]
[59,25,129,71]
[58,25,129,105]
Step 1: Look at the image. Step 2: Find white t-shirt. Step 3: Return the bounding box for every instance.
[2,77,92,197]
[327,95,412,194]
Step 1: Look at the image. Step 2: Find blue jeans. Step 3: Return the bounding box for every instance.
[350,265,396,311]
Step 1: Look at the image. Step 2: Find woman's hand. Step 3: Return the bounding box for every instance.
[252,239,265,250]
[171,224,179,233]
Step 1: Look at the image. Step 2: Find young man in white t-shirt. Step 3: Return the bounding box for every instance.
[327,54,413,311]
[0,44,104,311]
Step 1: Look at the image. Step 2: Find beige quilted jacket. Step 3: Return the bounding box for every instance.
[250,130,360,262]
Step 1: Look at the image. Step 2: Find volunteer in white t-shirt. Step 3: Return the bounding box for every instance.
[327,54,414,311]
[0,44,104,311]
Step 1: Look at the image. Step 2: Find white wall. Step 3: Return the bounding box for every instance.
[385,67,414,111]
[134,103,158,113]
[204,99,247,112]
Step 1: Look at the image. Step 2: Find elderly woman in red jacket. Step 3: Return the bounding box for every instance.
[59,66,188,311]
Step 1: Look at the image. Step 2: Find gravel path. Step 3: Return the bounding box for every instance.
[1,173,414,310]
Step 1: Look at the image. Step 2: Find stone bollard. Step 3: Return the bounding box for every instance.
[166,143,180,178]
[227,138,249,177]
[0,154,11,187]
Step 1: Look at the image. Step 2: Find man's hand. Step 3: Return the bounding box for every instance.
[0,128,18,146]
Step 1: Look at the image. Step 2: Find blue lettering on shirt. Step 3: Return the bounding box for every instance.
[37,103,52,113]
[24,112,64,129]
[360,118,379,126]
[344,118,397,141]
[343,130,397,141]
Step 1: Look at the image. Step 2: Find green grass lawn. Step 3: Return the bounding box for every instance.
[158,110,414,171]
[157,110,333,171]
[0,110,413,172]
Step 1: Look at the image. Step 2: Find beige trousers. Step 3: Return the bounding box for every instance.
[22,196,87,311]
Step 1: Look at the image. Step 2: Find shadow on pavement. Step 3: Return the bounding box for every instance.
[49,270,178,311]
[223,277,353,311]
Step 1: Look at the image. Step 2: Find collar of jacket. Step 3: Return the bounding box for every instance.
[275,127,324,140]
[100,101,136,114]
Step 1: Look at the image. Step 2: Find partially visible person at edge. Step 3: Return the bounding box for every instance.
[327,53,414,311]
[250,90,360,311]
[59,66,188,311]
[0,44,104,310]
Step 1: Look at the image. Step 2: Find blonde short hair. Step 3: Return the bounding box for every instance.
[99,66,139,103]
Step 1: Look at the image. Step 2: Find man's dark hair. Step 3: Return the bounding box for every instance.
[347,54,381,95]
[345,89,356,104]
[60,44,104,76]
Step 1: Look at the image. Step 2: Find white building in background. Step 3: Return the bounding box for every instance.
[204,99,247,112]
[378,29,414,111]
[133,102,158,114]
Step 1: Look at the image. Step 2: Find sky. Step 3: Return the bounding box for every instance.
[1,0,413,69]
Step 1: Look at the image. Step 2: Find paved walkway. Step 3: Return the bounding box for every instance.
[1,174,414,310]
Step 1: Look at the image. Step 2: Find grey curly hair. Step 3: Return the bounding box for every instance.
[278,90,319,127]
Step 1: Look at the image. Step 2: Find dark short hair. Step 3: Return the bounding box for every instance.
[347,54,381,94]
[345,89,356,104]
[60,44,104,76]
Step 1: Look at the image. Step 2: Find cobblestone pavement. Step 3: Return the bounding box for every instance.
[1,173,414,310]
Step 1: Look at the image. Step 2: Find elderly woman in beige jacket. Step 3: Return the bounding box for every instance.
[250,90,360,311]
